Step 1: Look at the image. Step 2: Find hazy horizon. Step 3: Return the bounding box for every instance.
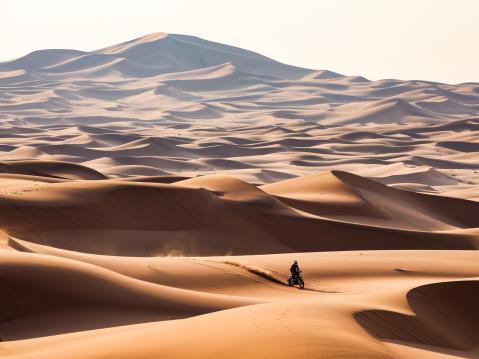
[2,0,478,84]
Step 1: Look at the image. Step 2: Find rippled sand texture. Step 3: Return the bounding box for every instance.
[0,33,478,199]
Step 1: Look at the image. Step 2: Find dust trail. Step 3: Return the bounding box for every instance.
[219,260,287,286]
[7,237,33,253]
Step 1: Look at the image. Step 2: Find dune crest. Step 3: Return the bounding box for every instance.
[0,164,477,258]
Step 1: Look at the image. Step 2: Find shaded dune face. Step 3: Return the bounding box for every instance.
[0,164,478,256]
[0,251,259,341]
[355,280,479,351]
[0,160,108,180]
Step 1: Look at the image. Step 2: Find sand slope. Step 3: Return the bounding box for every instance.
[0,165,477,356]
[2,245,479,358]
[0,169,477,256]
[0,33,478,358]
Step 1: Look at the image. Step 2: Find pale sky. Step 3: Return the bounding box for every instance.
[1,0,478,84]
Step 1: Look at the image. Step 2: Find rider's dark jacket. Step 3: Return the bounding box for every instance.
[290,263,300,277]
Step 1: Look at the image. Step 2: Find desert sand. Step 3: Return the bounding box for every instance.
[0,33,478,358]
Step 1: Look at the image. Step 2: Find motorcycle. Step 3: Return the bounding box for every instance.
[287,271,304,289]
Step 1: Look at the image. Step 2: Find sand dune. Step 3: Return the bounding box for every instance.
[2,244,479,358]
[0,250,258,341]
[0,33,478,358]
[0,169,477,257]
[1,166,478,357]
[355,280,479,351]
[0,32,478,197]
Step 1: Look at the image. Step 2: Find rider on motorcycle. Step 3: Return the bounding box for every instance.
[290,260,301,278]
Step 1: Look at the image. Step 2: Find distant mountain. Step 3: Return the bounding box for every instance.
[0,33,478,197]
[0,32,311,81]
[0,32,478,127]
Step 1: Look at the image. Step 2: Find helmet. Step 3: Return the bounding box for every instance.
[293,260,297,264]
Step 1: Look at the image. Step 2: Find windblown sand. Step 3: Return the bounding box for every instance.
[0,33,478,358]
